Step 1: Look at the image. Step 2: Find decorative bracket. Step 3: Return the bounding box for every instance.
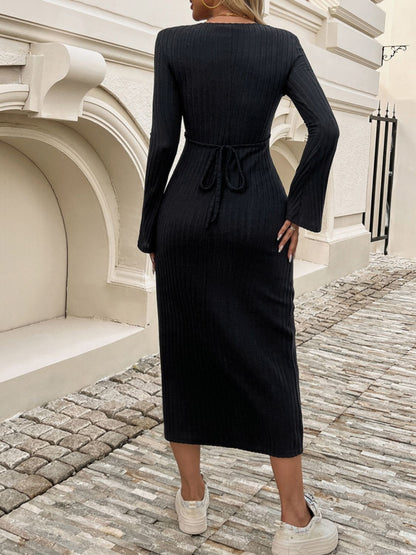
[21,42,106,121]
[381,44,408,65]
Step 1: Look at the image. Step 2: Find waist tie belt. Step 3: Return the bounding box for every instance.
[185,132,271,229]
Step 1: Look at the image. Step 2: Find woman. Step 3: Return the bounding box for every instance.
[137,1,340,553]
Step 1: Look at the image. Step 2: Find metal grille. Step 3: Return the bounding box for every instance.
[364,102,398,255]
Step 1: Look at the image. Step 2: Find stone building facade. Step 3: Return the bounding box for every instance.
[0,0,386,417]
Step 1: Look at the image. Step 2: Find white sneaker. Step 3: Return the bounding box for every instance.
[175,473,209,535]
[272,491,338,555]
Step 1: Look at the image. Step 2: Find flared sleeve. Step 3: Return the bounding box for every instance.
[283,35,340,232]
[137,29,183,253]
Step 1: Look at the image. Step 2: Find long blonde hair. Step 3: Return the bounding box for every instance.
[222,0,266,24]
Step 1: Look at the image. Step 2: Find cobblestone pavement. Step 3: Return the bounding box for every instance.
[0,252,415,554]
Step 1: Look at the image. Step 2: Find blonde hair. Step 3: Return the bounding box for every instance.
[222,0,266,24]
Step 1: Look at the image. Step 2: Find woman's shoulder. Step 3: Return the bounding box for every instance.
[158,23,299,39]
[154,24,195,47]
[156,24,197,36]
[155,23,299,58]
[272,27,299,44]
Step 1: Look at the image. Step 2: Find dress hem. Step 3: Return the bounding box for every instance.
[164,433,303,458]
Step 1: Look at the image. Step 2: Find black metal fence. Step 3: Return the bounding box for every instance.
[363,101,398,254]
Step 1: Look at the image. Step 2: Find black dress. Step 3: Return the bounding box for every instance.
[137,22,339,457]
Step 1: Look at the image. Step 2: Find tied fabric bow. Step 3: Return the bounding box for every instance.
[199,144,247,229]
[185,133,271,229]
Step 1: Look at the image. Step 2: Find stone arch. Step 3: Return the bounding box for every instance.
[0,84,159,419]
[0,85,154,329]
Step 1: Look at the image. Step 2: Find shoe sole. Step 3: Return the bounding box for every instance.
[272,527,338,555]
[175,491,208,535]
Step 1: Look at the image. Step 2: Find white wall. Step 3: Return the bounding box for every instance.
[377,0,416,258]
[0,141,67,331]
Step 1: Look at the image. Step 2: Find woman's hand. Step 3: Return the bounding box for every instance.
[276,220,299,263]
[150,252,156,274]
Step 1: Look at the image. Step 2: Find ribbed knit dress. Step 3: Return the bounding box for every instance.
[137,22,340,457]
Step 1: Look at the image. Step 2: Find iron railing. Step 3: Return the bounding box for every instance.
[364,101,398,254]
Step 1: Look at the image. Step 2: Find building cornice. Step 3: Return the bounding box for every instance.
[0,2,155,69]
[269,0,327,33]
[328,0,385,38]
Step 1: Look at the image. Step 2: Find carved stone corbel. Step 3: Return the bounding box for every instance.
[21,42,106,121]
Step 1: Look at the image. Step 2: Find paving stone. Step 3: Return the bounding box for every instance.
[80,383,109,397]
[116,425,147,439]
[39,428,71,445]
[21,407,56,423]
[23,424,53,438]
[126,399,157,415]
[0,425,13,437]
[115,383,152,402]
[59,434,90,451]
[109,370,137,383]
[0,448,30,469]
[132,358,155,373]
[60,418,90,434]
[78,424,105,440]
[97,388,153,410]
[128,416,158,432]
[97,400,128,417]
[97,431,127,449]
[18,438,50,455]
[14,457,48,474]
[0,470,26,488]
[141,381,161,396]
[115,409,144,425]
[37,461,74,485]
[123,380,161,397]
[13,475,52,499]
[40,413,72,428]
[35,445,71,461]
[60,405,92,419]
[2,432,30,447]
[59,452,95,471]
[64,393,106,411]
[0,489,29,513]
[94,418,125,431]
[2,418,33,432]
[0,440,9,454]
[147,405,164,422]
[81,410,108,424]
[79,441,112,459]
[43,398,74,412]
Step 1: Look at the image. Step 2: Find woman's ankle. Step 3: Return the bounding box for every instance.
[281,500,313,527]
[181,475,205,501]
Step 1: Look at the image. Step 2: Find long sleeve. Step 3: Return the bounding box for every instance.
[137,29,183,253]
[283,35,340,232]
